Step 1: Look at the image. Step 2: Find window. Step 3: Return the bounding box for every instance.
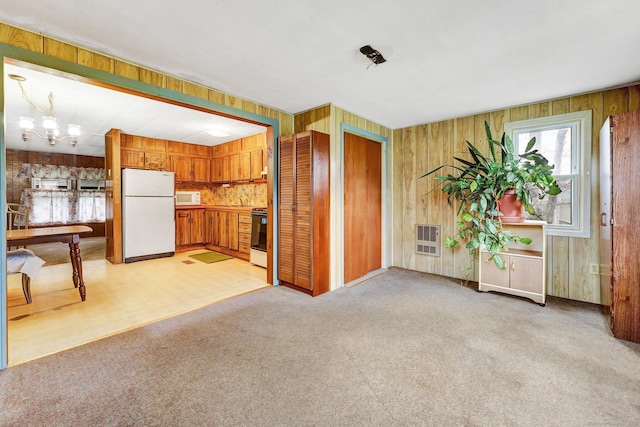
[505,110,592,238]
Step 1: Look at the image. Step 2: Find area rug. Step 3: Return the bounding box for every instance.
[188,251,232,264]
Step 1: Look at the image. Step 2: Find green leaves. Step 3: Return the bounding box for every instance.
[420,120,561,270]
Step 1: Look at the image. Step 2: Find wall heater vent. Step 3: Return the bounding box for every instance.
[416,224,440,256]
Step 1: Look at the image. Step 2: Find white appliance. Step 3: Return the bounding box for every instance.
[31,178,72,190]
[122,168,176,263]
[175,191,201,206]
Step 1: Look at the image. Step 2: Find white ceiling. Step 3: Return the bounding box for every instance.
[2,0,640,155]
[3,63,266,157]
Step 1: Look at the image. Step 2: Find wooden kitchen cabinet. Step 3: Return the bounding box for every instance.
[205,208,248,260]
[175,209,205,248]
[250,148,265,180]
[170,156,211,182]
[600,111,640,344]
[238,212,252,254]
[206,210,220,246]
[478,221,546,305]
[278,130,330,296]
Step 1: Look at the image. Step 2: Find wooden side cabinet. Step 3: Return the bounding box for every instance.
[278,130,330,296]
[478,221,546,305]
[600,111,640,344]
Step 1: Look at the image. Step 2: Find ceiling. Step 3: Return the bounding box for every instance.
[3,63,267,157]
[1,0,640,156]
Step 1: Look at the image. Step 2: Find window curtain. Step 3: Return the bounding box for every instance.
[20,189,106,226]
[18,163,105,180]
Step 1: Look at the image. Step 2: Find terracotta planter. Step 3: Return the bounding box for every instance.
[497,189,525,223]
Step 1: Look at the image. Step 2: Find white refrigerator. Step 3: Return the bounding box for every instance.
[122,168,176,263]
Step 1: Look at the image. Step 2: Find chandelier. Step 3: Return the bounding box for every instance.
[9,73,82,147]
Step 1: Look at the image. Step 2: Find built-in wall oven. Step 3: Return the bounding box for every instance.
[250,208,267,268]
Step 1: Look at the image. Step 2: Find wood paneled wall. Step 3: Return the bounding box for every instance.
[0,22,294,137]
[395,85,640,304]
[5,149,104,204]
[294,104,392,290]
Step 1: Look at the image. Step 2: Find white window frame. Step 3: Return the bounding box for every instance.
[505,110,592,238]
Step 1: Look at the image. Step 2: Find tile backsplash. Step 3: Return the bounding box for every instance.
[193,183,267,207]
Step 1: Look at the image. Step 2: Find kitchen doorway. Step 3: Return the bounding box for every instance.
[2,53,277,368]
[343,132,382,284]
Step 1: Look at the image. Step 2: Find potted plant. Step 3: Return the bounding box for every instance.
[421,122,561,270]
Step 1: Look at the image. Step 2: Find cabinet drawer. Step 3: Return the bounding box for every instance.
[239,222,252,233]
[239,242,251,254]
[239,232,251,244]
[239,213,252,223]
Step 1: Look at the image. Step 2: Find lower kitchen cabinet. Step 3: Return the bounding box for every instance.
[477,221,546,305]
[176,209,205,248]
[204,208,249,261]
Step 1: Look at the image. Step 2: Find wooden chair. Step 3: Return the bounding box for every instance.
[7,204,39,303]
[7,203,30,230]
[7,249,45,304]
[7,203,30,250]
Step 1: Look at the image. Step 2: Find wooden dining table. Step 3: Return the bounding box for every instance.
[6,225,93,301]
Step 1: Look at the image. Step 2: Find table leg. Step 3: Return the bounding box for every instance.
[68,242,86,301]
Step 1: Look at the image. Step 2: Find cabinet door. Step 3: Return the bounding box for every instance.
[294,134,312,290]
[121,149,145,168]
[229,154,241,182]
[192,158,210,182]
[250,148,264,180]
[191,209,206,244]
[211,158,223,183]
[171,156,192,182]
[221,156,231,182]
[278,135,296,284]
[509,256,543,293]
[144,152,167,170]
[240,151,251,181]
[219,211,229,248]
[228,211,239,251]
[480,251,510,288]
[176,210,192,246]
[206,210,219,246]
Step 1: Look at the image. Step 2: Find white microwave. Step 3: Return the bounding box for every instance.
[175,191,201,206]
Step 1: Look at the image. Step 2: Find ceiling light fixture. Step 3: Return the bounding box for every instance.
[206,128,231,138]
[9,73,82,147]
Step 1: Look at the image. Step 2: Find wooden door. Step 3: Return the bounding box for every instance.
[176,210,192,246]
[192,158,210,182]
[211,157,223,183]
[610,111,640,343]
[250,149,264,179]
[219,211,229,248]
[240,151,251,180]
[228,212,240,251]
[171,156,192,182]
[343,132,382,283]
[229,154,241,182]
[191,209,206,244]
[294,133,312,290]
[278,135,296,284]
[206,210,218,245]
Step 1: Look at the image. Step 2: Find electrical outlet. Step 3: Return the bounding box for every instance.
[589,263,600,275]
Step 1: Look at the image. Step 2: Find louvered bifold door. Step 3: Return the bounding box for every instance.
[278,135,296,284]
[294,134,313,290]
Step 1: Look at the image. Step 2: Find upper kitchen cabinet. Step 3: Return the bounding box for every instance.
[169,141,212,183]
[211,133,266,184]
[120,134,168,170]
